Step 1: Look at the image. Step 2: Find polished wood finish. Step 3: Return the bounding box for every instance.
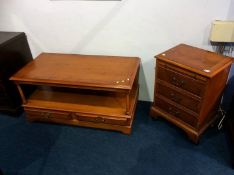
[0,32,32,115]
[11,53,139,90]
[11,53,140,134]
[150,44,232,143]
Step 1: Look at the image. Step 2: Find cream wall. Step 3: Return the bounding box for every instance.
[0,0,231,101]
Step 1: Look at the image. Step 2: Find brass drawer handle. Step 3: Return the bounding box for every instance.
[168,107,180,116]
[170,93,182,102]
[171,76,185,87]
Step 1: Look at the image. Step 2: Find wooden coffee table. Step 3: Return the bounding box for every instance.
[10,53,140,134]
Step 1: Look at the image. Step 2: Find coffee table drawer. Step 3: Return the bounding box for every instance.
[25,108,72,120]
[75,113,129,126]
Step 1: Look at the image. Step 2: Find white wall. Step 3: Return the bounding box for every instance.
[0,0,231,101]
[227,0,234,19]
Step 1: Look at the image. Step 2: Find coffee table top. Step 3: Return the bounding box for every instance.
[11,53,140,90]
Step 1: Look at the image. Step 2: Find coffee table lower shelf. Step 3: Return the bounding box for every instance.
[23,86,139,134]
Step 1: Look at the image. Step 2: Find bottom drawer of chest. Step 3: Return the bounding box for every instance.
[154,96,198,127]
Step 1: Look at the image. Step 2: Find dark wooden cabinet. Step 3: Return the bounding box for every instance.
[150,44,232,143]
[226,94,234,168]
[0,32,32,115]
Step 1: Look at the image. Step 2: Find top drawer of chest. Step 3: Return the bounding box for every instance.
[156,61,207,97]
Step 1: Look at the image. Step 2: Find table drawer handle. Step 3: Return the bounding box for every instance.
[44,113,51,119]
[95,116,106,122]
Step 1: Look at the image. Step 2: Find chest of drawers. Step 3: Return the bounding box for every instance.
[150,44,232,143]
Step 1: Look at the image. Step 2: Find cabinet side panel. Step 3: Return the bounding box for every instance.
[199,65,231,127]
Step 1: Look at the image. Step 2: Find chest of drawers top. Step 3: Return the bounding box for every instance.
[156,44,232,78]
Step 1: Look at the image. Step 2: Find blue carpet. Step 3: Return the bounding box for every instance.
[0,101,233,175]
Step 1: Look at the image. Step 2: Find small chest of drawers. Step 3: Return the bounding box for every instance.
[150,44,232,143]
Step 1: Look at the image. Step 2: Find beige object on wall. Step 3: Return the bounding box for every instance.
[210,20,234,42]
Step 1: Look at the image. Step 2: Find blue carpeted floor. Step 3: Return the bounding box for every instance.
[0,101,233,175]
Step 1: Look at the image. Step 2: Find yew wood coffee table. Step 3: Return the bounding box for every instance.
[10,53,140,134]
